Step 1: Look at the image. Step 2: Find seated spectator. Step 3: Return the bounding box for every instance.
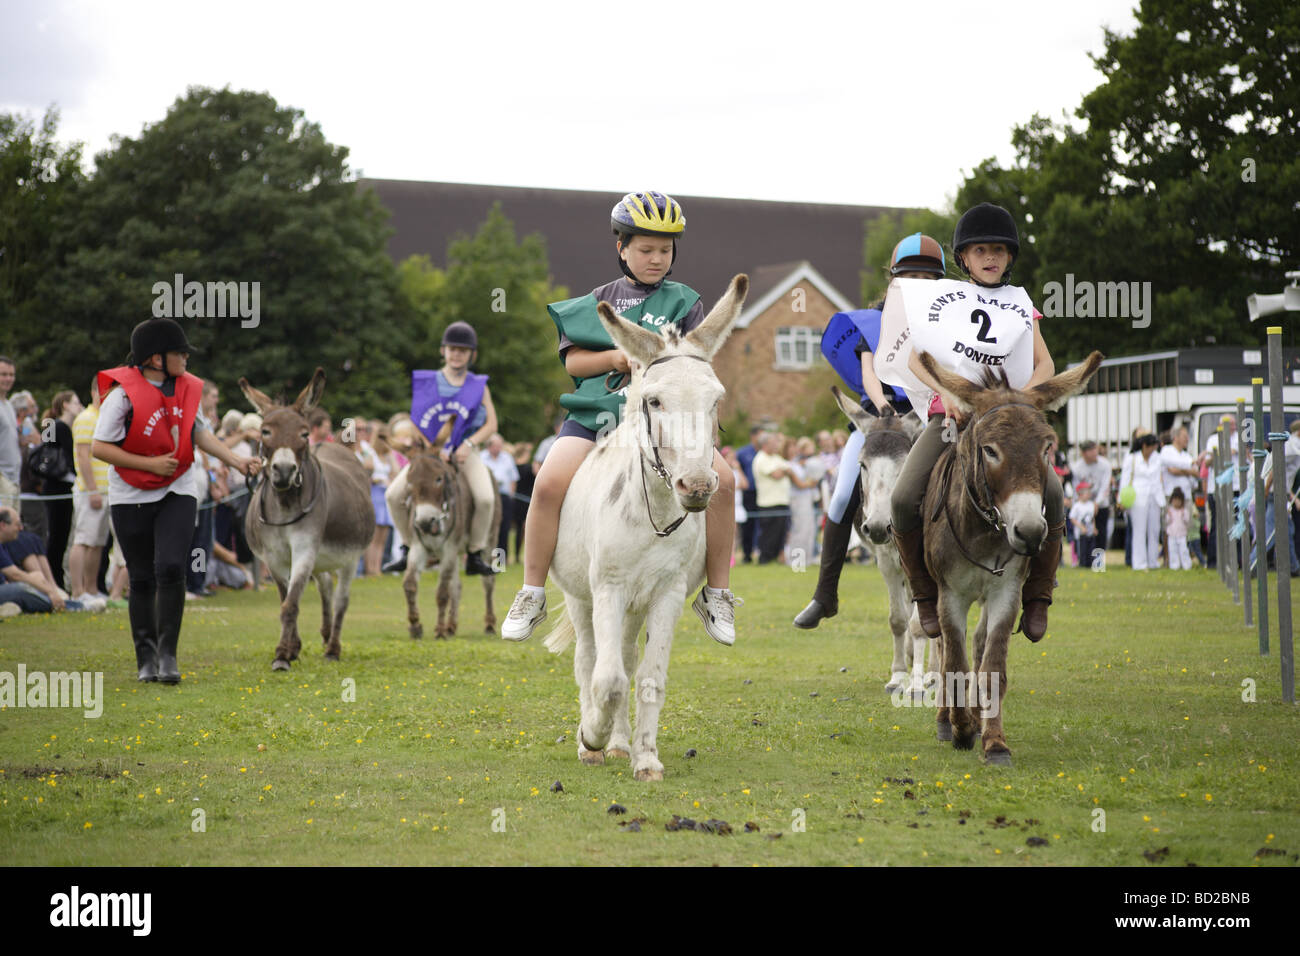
[0,506,104,613]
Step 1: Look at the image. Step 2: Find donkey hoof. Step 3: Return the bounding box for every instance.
[579,750,605,766]
[952,732,976,751]
[484,625,495,635]
[936,719,953,742]
[323,653,339,662]
[605,748,630,760]
[410,624,423,640]
[271,659,291,672]
[984,750,1012,767]
[634,768,664,782]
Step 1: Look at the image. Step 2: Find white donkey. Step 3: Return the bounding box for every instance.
[544,275,748,782]
[830,388,936,696]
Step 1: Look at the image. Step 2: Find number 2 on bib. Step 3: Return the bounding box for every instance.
[970,309,997,344]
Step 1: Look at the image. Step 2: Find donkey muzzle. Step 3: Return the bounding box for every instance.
[269,462,299,491]
[675,475,717,512]
[1010,520,1047,555]
[866,522,891,545]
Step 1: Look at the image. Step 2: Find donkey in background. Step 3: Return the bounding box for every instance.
[918,351,1103,765]
[390,450,500,639]
[829,387,935,696]
[240,369,375,670]
[544,275,748,782]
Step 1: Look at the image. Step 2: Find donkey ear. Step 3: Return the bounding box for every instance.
[292,367,327,414]
[898,410,925,443]
[238,378,276,415]
[918,351,982,416]
[830,386,875,435]
[1023,350,1105,412]
[684,274,750,359]
[596,302,666,368]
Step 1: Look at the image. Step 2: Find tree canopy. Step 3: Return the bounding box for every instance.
[952,0,1298,360]
[3,87,415,418]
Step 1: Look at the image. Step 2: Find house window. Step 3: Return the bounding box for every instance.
[774,326,820,370]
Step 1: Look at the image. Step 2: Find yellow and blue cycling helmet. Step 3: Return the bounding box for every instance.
[611,190,686,238]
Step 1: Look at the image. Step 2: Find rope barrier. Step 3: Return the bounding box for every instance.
[18,486,251,512]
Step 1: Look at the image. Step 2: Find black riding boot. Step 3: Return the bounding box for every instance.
[466,550,498,575]
[132,624,159,682]
[128,583,159,681]
[155,580,187,684]
[793,483,860,629]
[382,545,408,574]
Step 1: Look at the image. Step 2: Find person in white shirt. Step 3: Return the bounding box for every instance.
[1071,441,1113,553]
[1160,426,1199,503]
[481,434,519,563]
[1128,434,1166,570]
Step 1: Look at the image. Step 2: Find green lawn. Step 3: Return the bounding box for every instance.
[1,556,1296,866]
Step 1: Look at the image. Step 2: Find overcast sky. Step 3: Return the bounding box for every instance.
[3,0,1140,210]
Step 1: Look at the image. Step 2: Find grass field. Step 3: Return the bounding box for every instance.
[1,555,1297,866]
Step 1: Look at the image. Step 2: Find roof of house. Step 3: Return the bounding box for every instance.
[735,260,855,328]
[359,178,905,309]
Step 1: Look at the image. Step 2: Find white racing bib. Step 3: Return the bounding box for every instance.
[877,277,1035,411]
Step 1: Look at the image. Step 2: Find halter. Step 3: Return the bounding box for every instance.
[256,442,324,527]
[934,400,1043,575]
[636,354,710,538]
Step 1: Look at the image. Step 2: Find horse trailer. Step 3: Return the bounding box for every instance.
[1064,347,1300,459]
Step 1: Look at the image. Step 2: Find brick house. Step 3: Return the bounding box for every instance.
[712,261,853,424]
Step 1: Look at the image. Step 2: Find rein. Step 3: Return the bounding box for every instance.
[636,354,710,538]
[935,401,1042,575]
[256,444,325,527]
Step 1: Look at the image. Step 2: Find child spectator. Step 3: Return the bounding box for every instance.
[1166,487,1192,570]
[1069,482,1098,568]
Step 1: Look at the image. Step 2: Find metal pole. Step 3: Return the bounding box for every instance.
[1213,441,1228,588]
[1220,429,1240,602]
[1267,327,1295,704]
[1238,400,1252,626]
[1253,378,1270,654]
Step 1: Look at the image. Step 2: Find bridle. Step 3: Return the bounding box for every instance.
[632,354,711,538]
[934,401,1044,575]
[255,441,324,527]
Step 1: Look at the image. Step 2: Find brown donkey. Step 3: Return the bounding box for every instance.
[395,451,500,639]
[918,351,1103,765]
[240,369,375,670]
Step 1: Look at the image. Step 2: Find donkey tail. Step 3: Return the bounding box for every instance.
[543,602,574,654]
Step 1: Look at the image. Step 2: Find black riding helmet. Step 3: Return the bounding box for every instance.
[953,203,1020,284]
[130,318,197,367]
[441,321,478,351]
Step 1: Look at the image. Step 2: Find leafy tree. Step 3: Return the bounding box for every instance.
[0,108,86,375]
[955,0,1299,360]
[398,204,569,443]
[16,87,415,418]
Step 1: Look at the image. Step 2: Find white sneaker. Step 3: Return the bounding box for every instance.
[501,589,547,642]
[0,602,21,620]
[693,588,742,646]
